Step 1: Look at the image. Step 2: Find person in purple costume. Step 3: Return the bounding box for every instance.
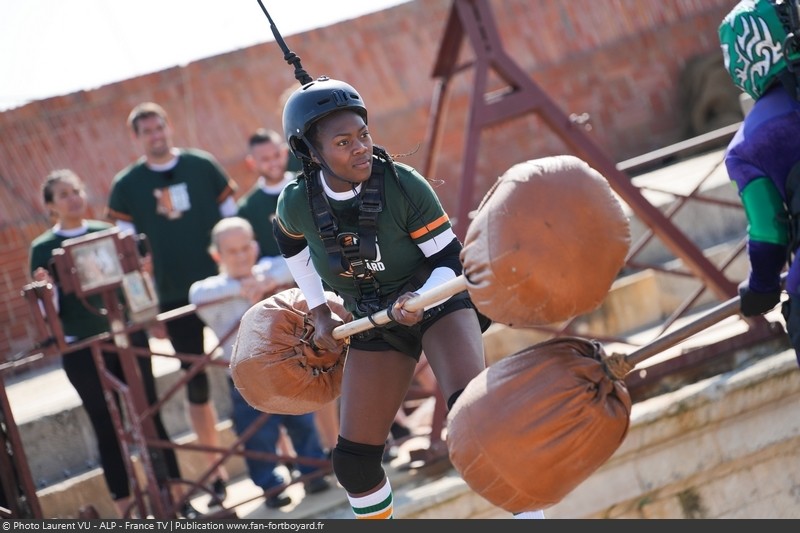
[719,0,800,367]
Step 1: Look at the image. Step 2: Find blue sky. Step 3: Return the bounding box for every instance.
[0,0,409,110]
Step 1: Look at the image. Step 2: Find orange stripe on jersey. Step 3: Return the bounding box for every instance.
[105,208,133,222]
[409,214,449,240]
[217,185,237,203]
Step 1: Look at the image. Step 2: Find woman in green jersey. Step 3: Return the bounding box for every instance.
[273,77,544,520]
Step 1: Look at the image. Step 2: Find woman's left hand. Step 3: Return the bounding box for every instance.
[391,292,423,326]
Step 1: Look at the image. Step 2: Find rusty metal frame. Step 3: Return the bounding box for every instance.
[422,0,782,362]
[0,375,41,518]
[0,289,333,519]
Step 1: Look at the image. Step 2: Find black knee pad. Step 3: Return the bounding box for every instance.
[331,437,386,494]
[187,371,209,404]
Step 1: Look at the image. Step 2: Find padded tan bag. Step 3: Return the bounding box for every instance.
[447,337,632,512]
[230,287,351,415]
[461,155,630,327]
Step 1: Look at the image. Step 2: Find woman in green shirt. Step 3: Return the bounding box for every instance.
[273,77,544,520]
[29,169,185,518]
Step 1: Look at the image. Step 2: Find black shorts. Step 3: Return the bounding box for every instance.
[348,292,491,361]
[161,299,206,368]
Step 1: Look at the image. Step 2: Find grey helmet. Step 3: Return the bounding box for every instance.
[282,76,368,160]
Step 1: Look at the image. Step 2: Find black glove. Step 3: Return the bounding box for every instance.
[738,280,781,317]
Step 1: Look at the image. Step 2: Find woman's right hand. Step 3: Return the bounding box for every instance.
[391,291,424,326]
[32,267,53,284]
[309,304,344,353]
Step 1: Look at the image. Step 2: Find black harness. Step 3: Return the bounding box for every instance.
[306,158,387,314]
[767,2,800,257]
[784,162,800,253]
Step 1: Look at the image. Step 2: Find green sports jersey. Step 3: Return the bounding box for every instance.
[107,148,237,305]
[276,160,452,310]
[29,221,114,340]
[237,184,287,259]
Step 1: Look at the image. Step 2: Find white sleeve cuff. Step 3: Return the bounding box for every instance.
[219,197,238,218]
[285,247,328,309]
[115,220,137,235]
[415,266,457,310]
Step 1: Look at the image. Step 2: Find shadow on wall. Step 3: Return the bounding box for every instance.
[679,52,744,138]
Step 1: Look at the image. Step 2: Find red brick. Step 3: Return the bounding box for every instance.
[0,0,739,357]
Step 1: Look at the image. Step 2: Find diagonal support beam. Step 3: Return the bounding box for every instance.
[424,0,736,300]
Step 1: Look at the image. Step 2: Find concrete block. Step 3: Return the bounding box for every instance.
[38,468,118,519]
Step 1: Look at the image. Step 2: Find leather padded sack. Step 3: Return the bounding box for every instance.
[230,287,351,415]
[447,337,632,512]
[461,155,630,327]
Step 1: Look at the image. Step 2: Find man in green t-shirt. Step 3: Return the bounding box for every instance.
[106,102,237,508]
[237,127,341,457]
[237,128,297,263]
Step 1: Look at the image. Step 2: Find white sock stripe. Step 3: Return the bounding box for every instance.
[348,478,394,519]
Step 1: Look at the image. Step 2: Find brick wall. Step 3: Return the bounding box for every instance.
[0,0,737,362]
